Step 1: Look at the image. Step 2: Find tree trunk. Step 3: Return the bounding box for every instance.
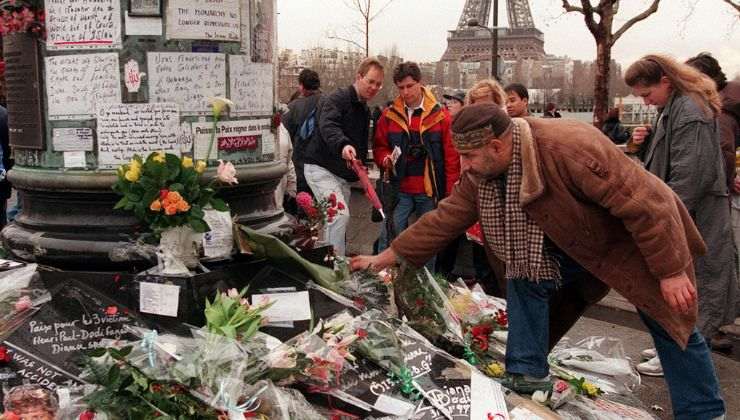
[593,40,611,128]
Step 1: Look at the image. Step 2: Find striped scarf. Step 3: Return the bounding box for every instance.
[478,120,560,282]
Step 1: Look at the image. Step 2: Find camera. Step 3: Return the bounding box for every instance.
[407,144,427,159]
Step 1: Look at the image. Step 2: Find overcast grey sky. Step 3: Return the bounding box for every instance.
[277,0,740,77]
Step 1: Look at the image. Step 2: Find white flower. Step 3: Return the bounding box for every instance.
[217,160,238,185]
[208,96,234,119]
[531,390,550,405]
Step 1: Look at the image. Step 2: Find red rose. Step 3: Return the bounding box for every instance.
[112,274,121,284]
[159,189,169,200]
[105,306,118,316]
[328,193,337,207]
[356,328,368,339]
[79,410,96,420]
[337,202,345,210]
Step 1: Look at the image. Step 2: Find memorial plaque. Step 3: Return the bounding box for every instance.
[2,33,44,150]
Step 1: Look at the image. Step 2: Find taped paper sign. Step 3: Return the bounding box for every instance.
[148,52,226,114]
[46,0,122,50]
[45,53,121,120]
[52,128,94,152]
[228,55,273,116]
[191,119,271,160]
[166,0,240,41]
[97,103,180,166]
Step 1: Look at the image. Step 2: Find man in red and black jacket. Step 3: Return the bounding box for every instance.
[374,62,460,268]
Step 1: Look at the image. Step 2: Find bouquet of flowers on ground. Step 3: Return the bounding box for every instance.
[0,264,50,341]
[205,287,273,342]
[292,191,345,250]
[113,151,234,236]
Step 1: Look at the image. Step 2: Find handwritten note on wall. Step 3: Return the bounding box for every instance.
[97,103,180,166]
[45,53,121,120]
[46,0,122,50]
[148,52,226,114]
[191,118,270,160]
[228,55,273,116]
[166,0,240,41]
[52,128,94,151]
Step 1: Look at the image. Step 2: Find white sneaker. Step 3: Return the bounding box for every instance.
[640,348,657,359]
[636,356,663,377]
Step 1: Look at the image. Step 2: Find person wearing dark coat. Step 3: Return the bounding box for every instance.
[282,68,321,195]
[626,54,739,365]
[601,107,630,144]
[302,57,384,256]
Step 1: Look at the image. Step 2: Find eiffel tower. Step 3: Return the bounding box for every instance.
[441,0,545,63]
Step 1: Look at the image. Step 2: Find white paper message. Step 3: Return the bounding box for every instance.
[46,0,122,50]
[46,53,121,120]
[148,52,226,114]
[470,370,509,420]
[52,128,94,151]
[251,291,311,323]
[63,151,87,168]
[139,282,180,317]
[124,13,163,36]
[97,103,180,166]
[228,55,273,116]
[191,119,270,160]
[166,0,240,41]
[202,209,233,259]
[239,0,250,54]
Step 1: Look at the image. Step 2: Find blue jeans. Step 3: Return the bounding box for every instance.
[639,311,725,420]
[391,192,436,271]
[505,277,560,378]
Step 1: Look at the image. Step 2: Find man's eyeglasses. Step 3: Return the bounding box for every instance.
[361,77,383,89]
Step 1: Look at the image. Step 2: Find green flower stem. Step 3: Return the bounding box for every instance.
[205,115,220,162]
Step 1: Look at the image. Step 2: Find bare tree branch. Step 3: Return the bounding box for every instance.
[327,35,365,52]
[579,0,600,36]
[612,0,661,44]
[722,0,740,13]
[561,0,584,12]
[369,0,395,21]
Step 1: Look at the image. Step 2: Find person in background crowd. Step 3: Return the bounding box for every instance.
[626,54,738,374]
[504,83,530,118]
[543,102,562,118]
[373,62,459,270]
[601,107,631,144]
[442,90,465,117]
[0,104,11,228]
[283,68,321,195]
[685,51,740,349]
[465,79,507,107]
[351,103,725,420]
[275,121,298,215]
[686,52,740,192]
[302,57,384,256]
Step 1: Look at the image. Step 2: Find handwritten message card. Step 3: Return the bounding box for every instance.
[97,103,180,166]
[52,128,94,151]
[148,52,226,114]
[46,53,121,120]
[46,0,122,50]
[166,0,240,41]
[228,55,273,116]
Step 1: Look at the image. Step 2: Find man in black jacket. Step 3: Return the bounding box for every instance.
[283,68,321,194]
[302,57,384,256]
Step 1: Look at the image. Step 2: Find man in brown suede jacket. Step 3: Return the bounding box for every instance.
[351,103,725,420]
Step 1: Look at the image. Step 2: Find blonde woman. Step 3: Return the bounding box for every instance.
[465,79,507,107]
[624,54,729,419]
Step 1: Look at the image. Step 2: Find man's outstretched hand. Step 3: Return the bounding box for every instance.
[660,271,697,314]
[350,248,398,272]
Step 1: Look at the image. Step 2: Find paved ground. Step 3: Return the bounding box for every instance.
[346,188,740,419]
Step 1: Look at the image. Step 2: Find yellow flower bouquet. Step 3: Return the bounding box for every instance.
[113,151,230,235]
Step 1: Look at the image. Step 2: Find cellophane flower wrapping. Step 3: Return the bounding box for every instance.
[392,264,465,353]
[0,264,51,341]
[548,336,640,396]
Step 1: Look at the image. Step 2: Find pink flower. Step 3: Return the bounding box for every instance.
[554,380,569,393]
[14,296,31,312]
[216,160,238,185]
[79,411,96,420]
[296,192,314,211]
[226,288,239,298]
[105,306,118,316]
